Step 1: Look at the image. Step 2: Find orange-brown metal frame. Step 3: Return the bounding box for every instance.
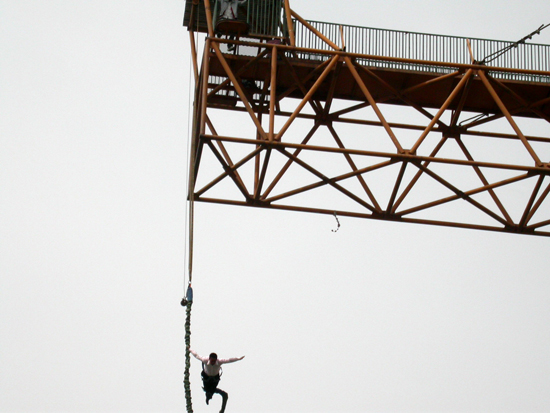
[186,0,550,236]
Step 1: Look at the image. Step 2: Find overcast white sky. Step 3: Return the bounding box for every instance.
[1,1,550,413]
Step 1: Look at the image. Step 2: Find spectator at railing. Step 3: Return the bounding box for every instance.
[219,0,247,21]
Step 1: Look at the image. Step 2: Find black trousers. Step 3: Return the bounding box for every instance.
[201,371,228,412]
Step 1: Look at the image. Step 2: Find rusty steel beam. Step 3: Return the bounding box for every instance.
[290,9,340,50]
[269,47,277,141]
[345,56,404,153]
[211,42,268,140]
[477,70,542,166]
[207,48,270,98]
[391,136,449,213]
[283,0,295,47]
[203,134,550,175]
[204,115,248,192]
[278,52,324,117]
[209,36,550,78]
[274,145,379,213]
[327,123,383,212]
[266,158,394,205]
[410,69,473,153]
[397,173,531,217]
[193,196,550,237]
[455,137,513,225]
[276,54,339,141]
[262,122,320,199]
[187,11,550,236]
[355,63,442,125]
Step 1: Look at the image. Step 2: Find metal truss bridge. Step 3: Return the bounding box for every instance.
[184,0,550,236]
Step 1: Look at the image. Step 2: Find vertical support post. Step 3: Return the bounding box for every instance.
[189,30,199,83]
[199,40,211,136]
[203,0,215,37]
[339,25,345,50]
[284,0,295,47]
[269,46,278,141]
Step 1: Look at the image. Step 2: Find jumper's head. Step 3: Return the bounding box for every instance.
[209,353,217,364]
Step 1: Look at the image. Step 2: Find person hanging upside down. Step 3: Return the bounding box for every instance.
[188,347,245,413]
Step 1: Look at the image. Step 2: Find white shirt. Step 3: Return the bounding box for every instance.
[189,349,243,377]
[219,0,246,20]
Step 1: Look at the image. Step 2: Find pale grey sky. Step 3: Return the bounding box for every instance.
[1,1,550,413]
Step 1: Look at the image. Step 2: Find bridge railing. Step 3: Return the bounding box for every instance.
[293,20,550,84]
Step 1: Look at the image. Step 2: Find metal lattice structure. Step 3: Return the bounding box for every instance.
[184,0,550,236]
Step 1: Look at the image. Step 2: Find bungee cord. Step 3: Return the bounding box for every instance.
[181,5,203,413]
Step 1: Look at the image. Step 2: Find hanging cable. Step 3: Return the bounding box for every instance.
[181,3,203,413]
[182,143,195,413]
[479,23,550,64]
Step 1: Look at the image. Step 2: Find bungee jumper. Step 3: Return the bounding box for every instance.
[188,347,245,413]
